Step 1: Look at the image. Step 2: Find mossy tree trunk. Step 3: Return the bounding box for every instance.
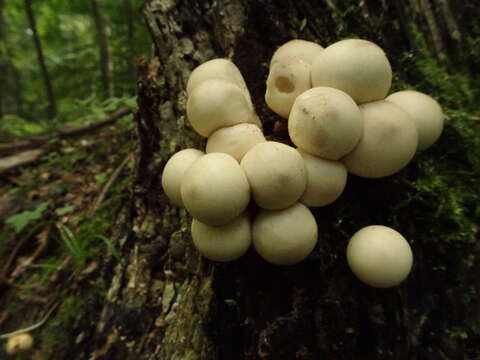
[40,1,479,359]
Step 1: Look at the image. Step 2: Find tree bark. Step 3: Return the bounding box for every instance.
[24,0,57,119]
[90,0,113,99]
[5,1,478,360]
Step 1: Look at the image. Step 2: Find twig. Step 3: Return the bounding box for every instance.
[0,107,133,157]
[0,302,59,339]
[88,153,133,218]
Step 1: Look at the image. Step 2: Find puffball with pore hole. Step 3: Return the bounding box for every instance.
[347,225,413,288]
[191,213,251,262]
[240,141,307,210]
[161,148,204,207]
[298,149,347,207]
[386,90,444,151]
[311,39,392,104]
[206,123,266,162]
[270,39,324,66]
[265,56,312,118]
[343,100,418,178]
[181,153,250,226]
[187,79,257,137]
[253,203,318,265]
[288,87,363,160]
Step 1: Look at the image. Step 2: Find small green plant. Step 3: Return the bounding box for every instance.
[56,223,91,266]
[5,202,51,234]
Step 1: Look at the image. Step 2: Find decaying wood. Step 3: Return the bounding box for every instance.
[0,148,46,174]
[0,107,132,157]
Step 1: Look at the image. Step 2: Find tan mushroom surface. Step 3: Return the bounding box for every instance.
[161,148,204,207]
[187,79,257,137]
[241,141,307,210]
[386,90,444,151]
[181,153,250,226]
[347,225,413,288]
[253,203,318,265]
[191,213,251,262]
[343,100,418,178]
[311,39,392,104]
[298,149,347,207]
[270,39,324,66]
[206,123,266,162]
[288,87,363,160]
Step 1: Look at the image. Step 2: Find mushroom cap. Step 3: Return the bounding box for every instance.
[265,56,312,118]
[253,203,318,265]
[298,149,347,207]
[187,79,257,137]
[161,148,204,207]
[288,87,363,160]
[343,100,418,178]
[240,141,307,210]
[311,39,392,104]
[206,123,266,162]
[181,153,250,225]
[386,90,444,151]
[270,39,324,66]
[191,212,251,262]
[187,58,250,99]
[6,333,34,355]
[347,225,413,288]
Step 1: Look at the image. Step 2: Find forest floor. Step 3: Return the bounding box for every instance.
[0,108,135,358]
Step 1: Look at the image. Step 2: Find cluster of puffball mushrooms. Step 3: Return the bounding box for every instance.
[161,38,445,288]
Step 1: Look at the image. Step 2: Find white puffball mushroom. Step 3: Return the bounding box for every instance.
[347,225,413,288]
[191,213,251,262]
[311,39,392,104]
[181,153,250,226]
[270,39,324,66]
[187,79,257,137]
[206,123,266,162]
[241,141,307,210]
[161,149,204,207]
[265,56,312,118]
[298,149,347,207]
[6,333,34,355]
[343,100,418,178]
[186,58,250,99]
[386,90,444,151]
[288,87,363,160]
[253,203,318,265]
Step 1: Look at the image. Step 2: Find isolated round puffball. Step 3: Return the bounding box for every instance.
[191,213,251,262]
[386,90,444,151]
[187,79,256,137]
[270,39,324,66]
[265,57,312,118]
[181,153,250,226]
[206,123,266,162]
[347,225,413,288]
[187,58,250,99]
[298,149,347,207]
[288,87,363,160]
[6,333,33,355]
[253,203,318,265]
[161,148,204,207]
[241,142,307,210]
[343,100,418,178]
[311,39,392,104]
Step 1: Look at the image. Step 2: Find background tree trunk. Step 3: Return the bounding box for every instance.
[124,0,136,84]
[13,1,477,359]
[24,0,57,119]
[90,0,113,99]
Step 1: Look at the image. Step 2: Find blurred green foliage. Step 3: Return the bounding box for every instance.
[0,0,149,127]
